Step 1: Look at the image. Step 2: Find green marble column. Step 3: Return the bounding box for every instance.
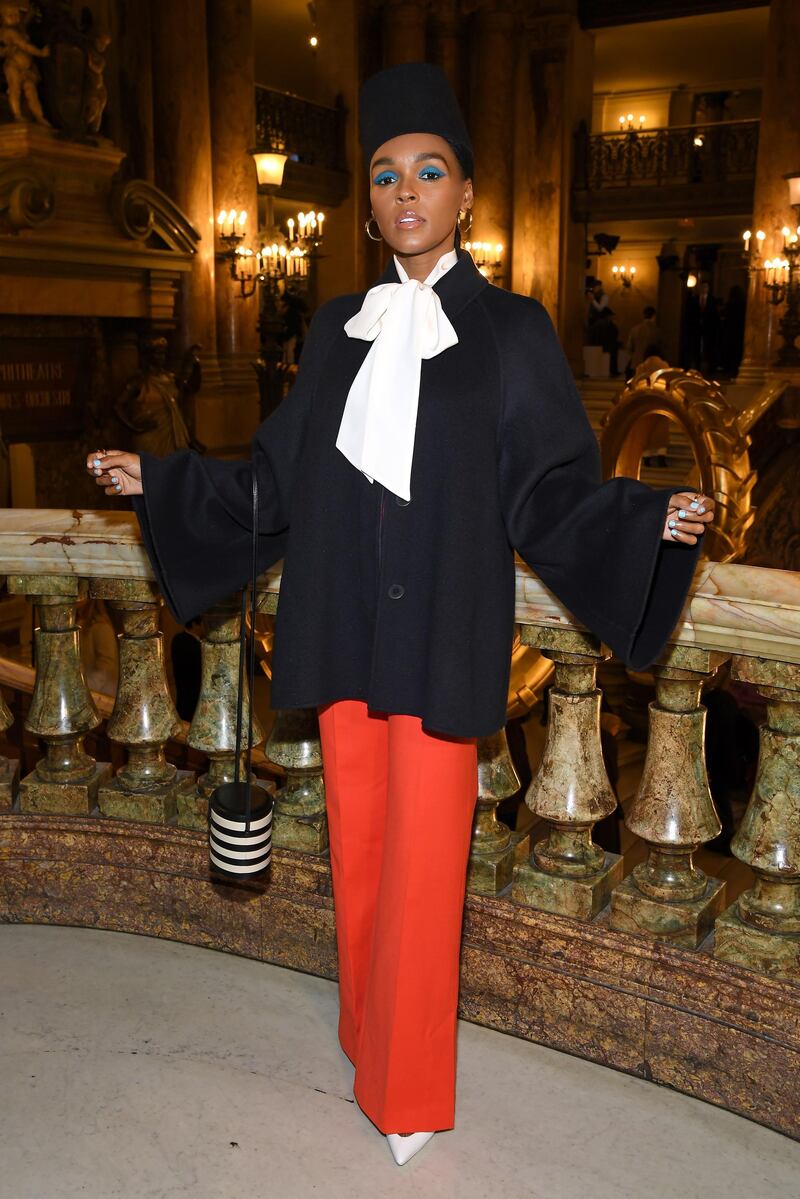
[512,626,623,919]
[715,657,800,982]
[8,574,111,814]
[177,596,266,830]
[610,646,727,948]
[265,707,327,853]
[92,579,186,823]
[467,730,529,896]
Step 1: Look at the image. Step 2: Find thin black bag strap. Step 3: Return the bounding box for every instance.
[245,468,258,826]
[231,467,258,825]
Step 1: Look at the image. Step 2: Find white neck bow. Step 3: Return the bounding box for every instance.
[335,248,459,501]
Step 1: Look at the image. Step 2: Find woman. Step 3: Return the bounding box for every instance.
[86,63,713,1166]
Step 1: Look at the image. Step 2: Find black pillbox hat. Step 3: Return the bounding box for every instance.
[359,62,473,176]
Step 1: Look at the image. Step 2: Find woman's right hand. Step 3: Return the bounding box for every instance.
[85,449,143,496]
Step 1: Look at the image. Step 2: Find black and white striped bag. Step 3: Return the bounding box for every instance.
[208,469,272,880]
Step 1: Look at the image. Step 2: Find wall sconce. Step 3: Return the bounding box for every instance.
[251,149,288,189]
[217,208,248,249]
[741,172,800,365]
[612,263,636,288]
[685,272,698,288]
[464,240,503,282]
[618,113,645,131]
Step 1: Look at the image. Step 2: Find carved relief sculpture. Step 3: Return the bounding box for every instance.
[83,26,110,134]
[0,0,51,127]
[114,338,202,458]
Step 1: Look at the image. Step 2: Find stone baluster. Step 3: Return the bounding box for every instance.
[0,684,17,812]
[177,596,265,830]
[467,729,529,896]
[512,627,623,920]
[8,575,111,813]
[610,646,727,948]
[91,579,185,823]
[265,708,327,853]
[715,657,800,982]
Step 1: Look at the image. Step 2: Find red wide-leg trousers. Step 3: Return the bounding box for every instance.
[317,699,478,1134]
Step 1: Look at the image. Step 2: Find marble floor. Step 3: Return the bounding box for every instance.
[1,923,797,1199]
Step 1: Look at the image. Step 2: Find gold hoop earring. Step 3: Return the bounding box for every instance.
[458,208,473,236]
[364,216,382,242]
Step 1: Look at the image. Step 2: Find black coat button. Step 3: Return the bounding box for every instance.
[395,496,410,506]
[388,583,405,599]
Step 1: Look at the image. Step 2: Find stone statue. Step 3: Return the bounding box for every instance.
[0,1,51,127]
[83,26,110,134]
[115,337,204,458]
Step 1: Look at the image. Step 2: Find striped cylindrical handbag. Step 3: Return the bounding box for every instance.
[208,469,272,880]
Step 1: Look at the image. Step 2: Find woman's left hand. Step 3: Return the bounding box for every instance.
[662,491,715,545]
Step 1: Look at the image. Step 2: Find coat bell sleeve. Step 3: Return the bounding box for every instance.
[498,301,700,671]
[131,304,337,626]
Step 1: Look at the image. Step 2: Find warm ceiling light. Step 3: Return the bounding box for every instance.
[251,150,288,188]
[686,273,698,288]
[309,33,318,47]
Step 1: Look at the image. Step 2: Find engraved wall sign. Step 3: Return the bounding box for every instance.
[0,337,92,441]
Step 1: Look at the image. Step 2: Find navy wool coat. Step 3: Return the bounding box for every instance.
[133,248,699,738]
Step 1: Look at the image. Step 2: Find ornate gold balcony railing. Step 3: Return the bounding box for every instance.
[573,118,759,220]
[0,509,798,1139]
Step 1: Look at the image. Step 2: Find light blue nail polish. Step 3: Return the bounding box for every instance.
[115,483,122,492]
[668,519,676,528]
[690,501,699,510]
[93,458,101,467]
[111,476,118,484]
[678,509,687,519]
[671,528,679,538]
[698,507,705,514]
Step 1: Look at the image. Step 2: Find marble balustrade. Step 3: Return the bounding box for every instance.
[0,507,799,982]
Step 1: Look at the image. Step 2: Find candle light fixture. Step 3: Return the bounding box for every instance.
[741,174,800,365]
[218,205,327,299]
[464,240,503,282]
[611,263,637,288]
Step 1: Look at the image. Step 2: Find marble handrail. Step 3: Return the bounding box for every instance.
[1,508,799,664]
[2,508,799,990]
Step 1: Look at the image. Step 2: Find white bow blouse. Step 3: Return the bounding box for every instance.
[335,248,459,502]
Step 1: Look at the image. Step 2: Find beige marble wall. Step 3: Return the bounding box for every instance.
[512,2,593,372]
[382,0,427,65]
[207,0,260,360]
[151,0,217,355]
[314,0,368,300]
[471,5,517,262]
[740,0,800,382]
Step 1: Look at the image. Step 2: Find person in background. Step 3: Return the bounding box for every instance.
[626,306,665,373]
[719,284,746,378]
[684,280,719,375]
[586,282,620,377]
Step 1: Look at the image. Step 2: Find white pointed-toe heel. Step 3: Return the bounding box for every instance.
[386,1131,435,1165]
